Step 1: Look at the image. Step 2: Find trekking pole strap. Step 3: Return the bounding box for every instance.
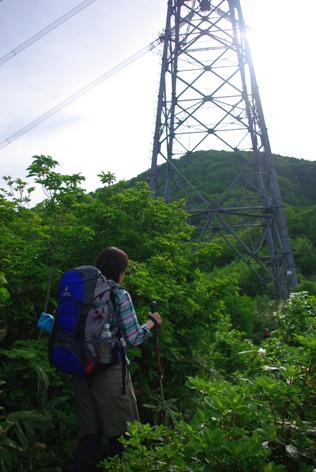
[147,314,159,326]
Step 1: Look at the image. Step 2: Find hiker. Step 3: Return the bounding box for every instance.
[69,247,162,472]
[264,328,270,339]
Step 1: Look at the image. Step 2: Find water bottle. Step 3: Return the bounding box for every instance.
[99,323,112,364]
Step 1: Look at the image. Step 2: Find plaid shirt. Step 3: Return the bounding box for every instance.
[107,279,151,346]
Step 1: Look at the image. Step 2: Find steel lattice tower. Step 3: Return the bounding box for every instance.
[148,0,298,299]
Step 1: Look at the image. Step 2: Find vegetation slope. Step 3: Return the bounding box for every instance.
[0,153,316,471]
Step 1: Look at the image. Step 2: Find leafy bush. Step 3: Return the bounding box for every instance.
[1,156,316,470]
[100,292,316,471]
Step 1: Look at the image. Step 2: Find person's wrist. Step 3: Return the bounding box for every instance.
[147,315,159,326]
[146,319,155,329]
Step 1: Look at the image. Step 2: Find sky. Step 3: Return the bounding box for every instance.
[0,0,315,203]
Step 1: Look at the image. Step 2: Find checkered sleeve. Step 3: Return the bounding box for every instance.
[113,287,151,346]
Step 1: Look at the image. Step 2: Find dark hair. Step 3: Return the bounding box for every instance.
[94,247,129,283]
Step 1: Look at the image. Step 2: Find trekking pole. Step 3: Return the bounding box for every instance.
[150,301,166,422]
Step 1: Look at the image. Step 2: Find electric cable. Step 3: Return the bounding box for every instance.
[0,0,97,66]
[0,38,162,150]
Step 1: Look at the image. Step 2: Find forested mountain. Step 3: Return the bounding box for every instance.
[129,150,316,208]
[128,150,316,286]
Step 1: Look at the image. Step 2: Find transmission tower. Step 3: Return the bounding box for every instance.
[148,0,298,299]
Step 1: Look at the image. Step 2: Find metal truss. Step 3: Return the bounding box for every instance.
[149,0,298,299]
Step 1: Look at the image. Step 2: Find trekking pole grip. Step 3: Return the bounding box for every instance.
[150,300,161,362]
[148,301,158,326]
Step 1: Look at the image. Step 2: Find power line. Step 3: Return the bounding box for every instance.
[0,39,162,150]
[0,0,97,66]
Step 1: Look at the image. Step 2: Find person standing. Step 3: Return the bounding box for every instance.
[69,247,162,472]
[264,328,270,339]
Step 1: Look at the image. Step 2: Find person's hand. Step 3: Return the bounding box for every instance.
[146,311,162,329]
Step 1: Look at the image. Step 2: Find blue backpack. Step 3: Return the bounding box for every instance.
[48,265,122,376]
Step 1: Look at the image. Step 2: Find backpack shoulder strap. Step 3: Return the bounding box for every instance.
[109,283,125,312]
